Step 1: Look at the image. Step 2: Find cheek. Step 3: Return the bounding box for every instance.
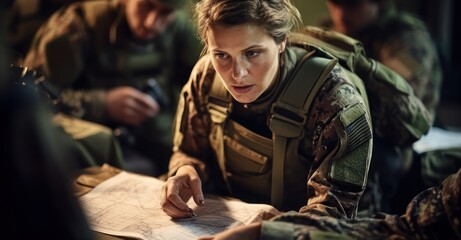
[211,60,230,84]
[127,11,141,28]
[260,58,278,84]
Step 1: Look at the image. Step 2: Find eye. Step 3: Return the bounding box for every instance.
[245,50,260,58]
[214,52,229,60]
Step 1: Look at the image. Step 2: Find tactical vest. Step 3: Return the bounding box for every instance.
[206,26,432,210]
[206,47,369,211]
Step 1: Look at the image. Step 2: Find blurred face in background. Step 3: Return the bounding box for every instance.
[125,0,176,41]
[326,0,379,36]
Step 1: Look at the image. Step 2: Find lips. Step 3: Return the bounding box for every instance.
[232,85,253,94]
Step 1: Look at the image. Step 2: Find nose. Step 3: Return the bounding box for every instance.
[144,11,158,29]
[231,58,248,81]
[144,11,168,32]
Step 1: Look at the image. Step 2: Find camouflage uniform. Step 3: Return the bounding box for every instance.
[340,7,443,119]
[3,0,78,57]
[261,168,461,240]
[23,0,203,176]
[169,46,373,217]
[323,5,443,214]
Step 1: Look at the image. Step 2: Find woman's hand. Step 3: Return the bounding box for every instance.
[160,165,205,218]
[198,222,262,240]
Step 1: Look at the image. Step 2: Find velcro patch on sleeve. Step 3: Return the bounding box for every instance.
[329,104,372,189]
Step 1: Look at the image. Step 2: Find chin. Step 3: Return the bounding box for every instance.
[232,94,256,104]
[135,32,156,42]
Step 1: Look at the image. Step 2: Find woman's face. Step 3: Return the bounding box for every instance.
[207,24,286,103]
[125,0,175,41]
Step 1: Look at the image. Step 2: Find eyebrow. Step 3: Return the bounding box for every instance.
[210,44,265,53]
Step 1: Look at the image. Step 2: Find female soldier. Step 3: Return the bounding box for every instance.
[160,0,373,220]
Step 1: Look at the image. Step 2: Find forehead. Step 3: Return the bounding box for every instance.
[207,24,274,50]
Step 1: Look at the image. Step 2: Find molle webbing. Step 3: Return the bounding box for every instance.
[269,54,337,209]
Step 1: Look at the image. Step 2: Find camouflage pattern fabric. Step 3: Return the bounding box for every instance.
[23,0,203,176]
[322,5,443,215]
[169,46,372,218]
[323,6,442,118]
[261,168,461,239]
[3,0,78,57]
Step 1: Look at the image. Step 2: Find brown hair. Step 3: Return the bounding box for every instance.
[194,0,304,45]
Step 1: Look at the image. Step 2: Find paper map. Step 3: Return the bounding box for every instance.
[79,171,278,239]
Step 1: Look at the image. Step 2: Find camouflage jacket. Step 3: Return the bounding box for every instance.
[324,7,443,119]
[23,0,203,163]
[261,167,461,239]
[169,46,372,217]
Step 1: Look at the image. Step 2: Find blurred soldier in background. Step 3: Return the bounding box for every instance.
[320,0,443,214]
[3,0,80,57]
[7,63,125,170]
[23,0,203,177]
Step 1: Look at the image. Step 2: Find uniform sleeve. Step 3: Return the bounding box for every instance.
[168,57,213,180]
[299,66,373,218]
[401,168,461,239]
[260,212,407,239]
[260,168,461,240]
[23,3,87,88]
[22,3,108,122]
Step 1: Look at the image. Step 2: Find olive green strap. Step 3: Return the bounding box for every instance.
[207,72,234,194]
[269,54,337,209]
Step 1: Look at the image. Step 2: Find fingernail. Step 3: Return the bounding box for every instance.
[199,199,205,205]
[188,208,197,217]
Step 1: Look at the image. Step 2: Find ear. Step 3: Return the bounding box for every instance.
[279,39,287,53]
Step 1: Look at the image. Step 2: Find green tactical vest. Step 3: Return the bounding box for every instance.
[206,27,432,210]
[206,46,370,211]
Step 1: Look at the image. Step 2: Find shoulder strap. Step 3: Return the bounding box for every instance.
[269,53,337,208]
[207,68,234,194]
[206,53,338,209]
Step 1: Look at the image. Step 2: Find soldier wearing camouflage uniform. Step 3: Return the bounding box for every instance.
[202,168,461,240]
[23,0,203,176]
[160,0,373,219]
[322,0,443,214]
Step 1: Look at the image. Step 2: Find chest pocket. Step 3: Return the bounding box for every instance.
[224,120,273,198]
